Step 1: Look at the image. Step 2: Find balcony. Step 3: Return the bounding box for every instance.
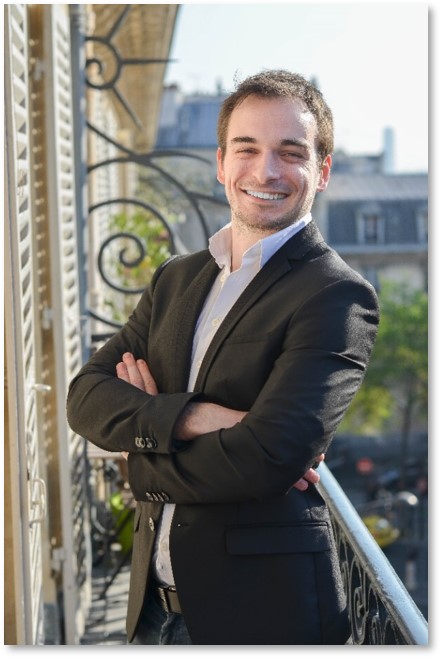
[81,459,428,645]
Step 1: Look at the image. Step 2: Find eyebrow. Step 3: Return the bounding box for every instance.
[230,136,309,149]
[230,136,256,145]
[280,138,309,149]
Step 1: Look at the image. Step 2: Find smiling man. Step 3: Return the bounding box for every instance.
[67,70,379,645]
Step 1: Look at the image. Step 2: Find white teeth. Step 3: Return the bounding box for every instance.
[246,190,286,200]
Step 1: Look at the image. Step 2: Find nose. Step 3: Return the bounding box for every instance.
[252,151,280,184]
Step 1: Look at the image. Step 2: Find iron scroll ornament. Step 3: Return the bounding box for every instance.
[84,4,174,131]
[86,123,227,342]
[84,4,228,344]
[92,199,177,294]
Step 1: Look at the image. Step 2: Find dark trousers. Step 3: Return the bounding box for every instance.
[130,589,192,645]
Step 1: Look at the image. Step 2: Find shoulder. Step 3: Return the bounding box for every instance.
[151,249,212,287]
[284,222,379,313]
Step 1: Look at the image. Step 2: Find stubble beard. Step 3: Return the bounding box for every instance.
[231,206,305,236]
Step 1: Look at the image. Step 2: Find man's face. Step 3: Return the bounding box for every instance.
[217,95,331,234]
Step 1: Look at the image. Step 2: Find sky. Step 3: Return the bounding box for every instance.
[163,1,429,174]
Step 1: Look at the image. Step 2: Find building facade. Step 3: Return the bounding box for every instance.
[313,154,428,292]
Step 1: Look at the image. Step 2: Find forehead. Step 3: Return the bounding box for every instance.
[227,95,318,144]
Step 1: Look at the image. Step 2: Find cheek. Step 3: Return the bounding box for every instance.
[296,166,320,193]
[223,165,243,190]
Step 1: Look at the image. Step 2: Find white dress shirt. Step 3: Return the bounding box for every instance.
[151,213,312,587]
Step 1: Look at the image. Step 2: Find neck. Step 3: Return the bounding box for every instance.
[230,224,269,271]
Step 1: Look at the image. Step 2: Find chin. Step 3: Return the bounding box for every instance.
[235,211,302,233]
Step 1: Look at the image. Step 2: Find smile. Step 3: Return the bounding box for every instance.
[245,190,287,201]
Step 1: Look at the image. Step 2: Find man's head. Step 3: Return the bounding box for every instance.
[217,69,333,165]
[216,70,333,235]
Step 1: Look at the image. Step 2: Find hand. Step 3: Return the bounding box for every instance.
[290,453,325,491]
[115,353,246,451]
[116,352,158,460]
[116,352,158,394]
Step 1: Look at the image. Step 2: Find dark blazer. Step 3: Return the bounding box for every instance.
[67,221,379,644]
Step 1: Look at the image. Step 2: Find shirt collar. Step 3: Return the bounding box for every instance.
[209,213,312,271]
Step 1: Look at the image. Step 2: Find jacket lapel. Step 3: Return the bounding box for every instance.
[194,221,324,392]
[169,255,219,392]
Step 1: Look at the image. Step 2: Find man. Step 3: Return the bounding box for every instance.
[67,70,379,644]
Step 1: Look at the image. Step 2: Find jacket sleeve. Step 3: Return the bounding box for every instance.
[66,262,201,455]
[126,277,379,505]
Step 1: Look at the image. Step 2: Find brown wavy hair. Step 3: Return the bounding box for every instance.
[217,69,334,165]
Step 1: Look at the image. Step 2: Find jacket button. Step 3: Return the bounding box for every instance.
[148,517,155,532]
[135,437,146,448]
[161,492,170,502]
[145,492,153,502]
[145,438,158,449]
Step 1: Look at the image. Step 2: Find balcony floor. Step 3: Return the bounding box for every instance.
[80,557,130,645]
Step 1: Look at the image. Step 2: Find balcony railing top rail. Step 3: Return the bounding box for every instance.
[317,463,428,645]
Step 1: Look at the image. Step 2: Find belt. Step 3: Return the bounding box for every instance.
[152,581,182,614]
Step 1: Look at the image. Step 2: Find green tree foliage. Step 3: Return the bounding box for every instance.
[339,281,428,463]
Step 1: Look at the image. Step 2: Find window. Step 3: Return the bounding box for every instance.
[356,205,384,244]
[417,207,428,244]
[363,214,381,244]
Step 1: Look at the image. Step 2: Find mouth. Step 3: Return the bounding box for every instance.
[244,189,288,201]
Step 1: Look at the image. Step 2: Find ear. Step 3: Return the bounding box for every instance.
[216,147,225,184]
[317,154,332,192]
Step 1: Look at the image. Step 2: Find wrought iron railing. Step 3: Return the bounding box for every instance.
[317,463,428,644]
[83,5,228,344]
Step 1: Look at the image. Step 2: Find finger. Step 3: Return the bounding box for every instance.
[292,478,308,491]
[121,452,129,461]
[304,468,321,484]
[116,362,130,383]
[122,352,145,391]
[136,359,159,395]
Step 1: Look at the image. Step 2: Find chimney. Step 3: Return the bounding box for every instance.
[382,126,395,174]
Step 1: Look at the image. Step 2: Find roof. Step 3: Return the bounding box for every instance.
[325,173,428,202]
[156,94,226,149]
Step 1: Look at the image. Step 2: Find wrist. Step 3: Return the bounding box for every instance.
[175,402,200,441]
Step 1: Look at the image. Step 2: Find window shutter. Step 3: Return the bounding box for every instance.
[42,4,91,643]
[4,3,46,645]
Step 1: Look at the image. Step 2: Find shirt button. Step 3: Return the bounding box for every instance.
[212,318,220,327]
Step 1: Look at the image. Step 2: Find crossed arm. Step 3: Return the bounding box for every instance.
[116,351,324,492]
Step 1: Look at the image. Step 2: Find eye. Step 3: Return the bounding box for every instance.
[282,151,304,159]
[235,148,257,158]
